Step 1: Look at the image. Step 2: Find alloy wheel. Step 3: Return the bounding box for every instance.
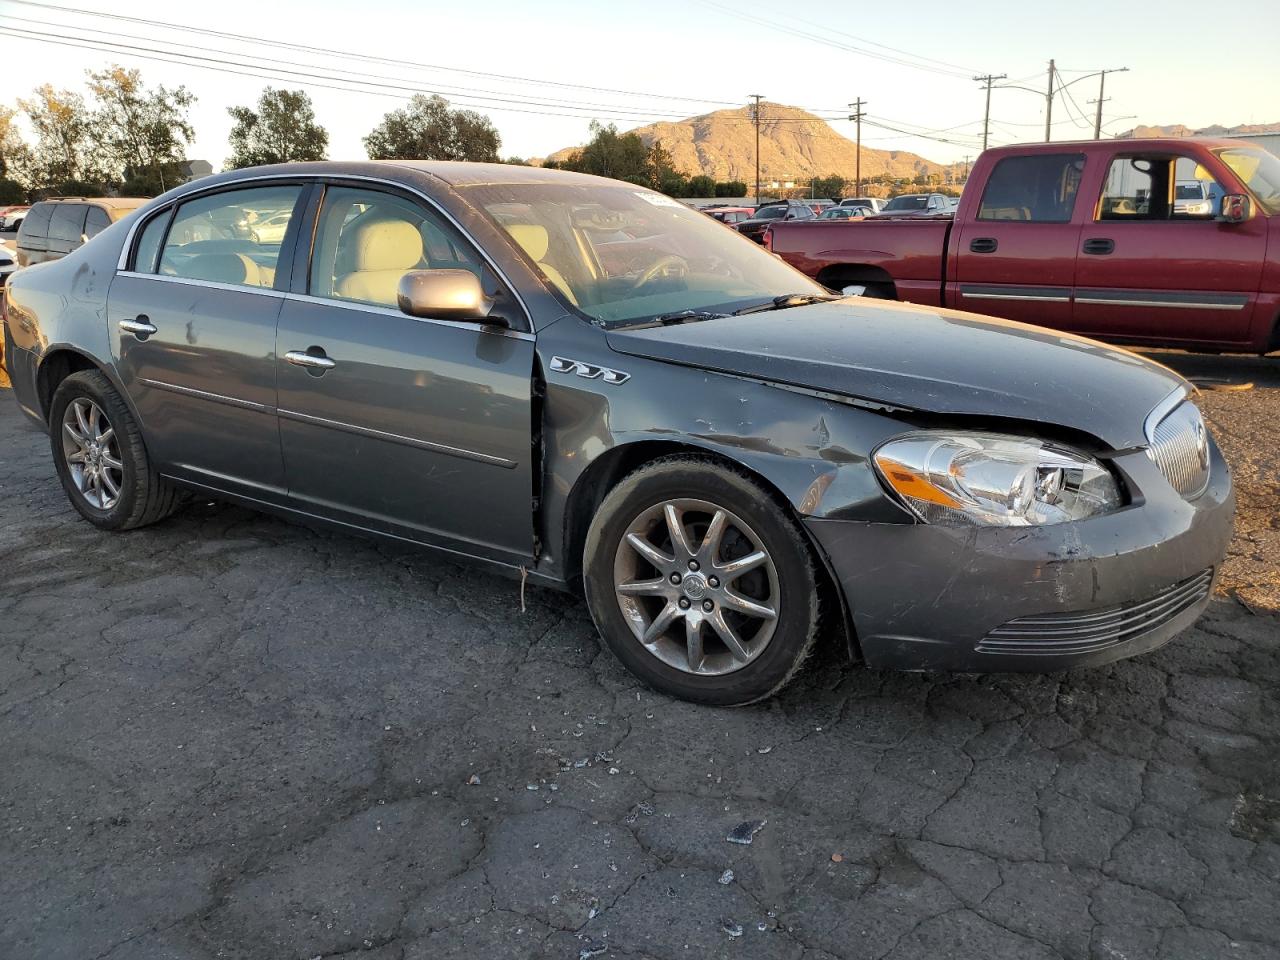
[61,397,124,510]
[612,498,780,676]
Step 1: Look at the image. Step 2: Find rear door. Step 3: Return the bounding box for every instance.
[109,182,308,497]
[274,182,536,562]
[1071,151,1265,347]
[950,152,1086,329]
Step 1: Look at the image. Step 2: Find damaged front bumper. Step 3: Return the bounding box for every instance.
[805,442,1235,672]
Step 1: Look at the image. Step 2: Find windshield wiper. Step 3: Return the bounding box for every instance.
[732,293,843,316]
[622,309,728,330]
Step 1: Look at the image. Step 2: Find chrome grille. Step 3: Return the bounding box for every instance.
[977,568,1213,656]
[1145,398,1210,499]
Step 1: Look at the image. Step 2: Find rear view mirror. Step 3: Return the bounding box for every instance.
[1218,194,1252,223]
[397,269,501,324]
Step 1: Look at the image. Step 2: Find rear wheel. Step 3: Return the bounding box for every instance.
[50,370,184,530]
[583,456,820,705]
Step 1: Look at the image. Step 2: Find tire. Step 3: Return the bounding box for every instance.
[583,455,820,705]
[49,369,184,531]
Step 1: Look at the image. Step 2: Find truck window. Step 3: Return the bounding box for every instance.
[1098,155,1221,221]
[977,154,1084,222]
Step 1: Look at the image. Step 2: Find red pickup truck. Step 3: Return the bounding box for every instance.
[766,139,1280,354]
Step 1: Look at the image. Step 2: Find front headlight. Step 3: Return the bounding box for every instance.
[873,432,1122,526]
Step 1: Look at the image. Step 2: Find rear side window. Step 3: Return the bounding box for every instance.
[132,211,171,273]
[18,202,53,239]
[978,154,1085,222]
[48,203,88,243]
[84,206,111,239]
[157,185,304,289]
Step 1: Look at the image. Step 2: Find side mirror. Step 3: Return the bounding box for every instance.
[1218,194,1252,224]
[396,269,502,324]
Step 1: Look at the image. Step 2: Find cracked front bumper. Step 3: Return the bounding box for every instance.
[805,442,1235,672]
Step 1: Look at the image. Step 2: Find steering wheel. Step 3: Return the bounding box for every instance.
[632,255,688,290]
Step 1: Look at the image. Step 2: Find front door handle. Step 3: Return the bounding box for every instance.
[285,349,336,371]
[969,237,998,253]
[1082,238,1115,255]
[118,316,157,339]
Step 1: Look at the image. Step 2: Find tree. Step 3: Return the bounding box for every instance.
[812,174,847,199]
[686,175,716,197]
[87,65,194,194]
[19,84,100,187]
[0,106,33,185]
[557,122,650,181]
[714,180,748,197]
[226,88,328,169]
[363,95,500,162]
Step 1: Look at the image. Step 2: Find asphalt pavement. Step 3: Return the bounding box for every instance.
[0,353,1278,960]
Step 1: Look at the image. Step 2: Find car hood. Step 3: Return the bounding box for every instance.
[604,299,1187,449]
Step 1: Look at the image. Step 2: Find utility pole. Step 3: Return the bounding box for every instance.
[1090,67,1128,138]
[847,99,866,196]
[750,94,765,206]
[972,74,1006,152]
[962,155,971,184]
[1044,59,1055,142]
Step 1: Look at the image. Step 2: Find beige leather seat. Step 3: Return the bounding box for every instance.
[505,224,578,305]
[183,252,274,287]
[334,219,424,307]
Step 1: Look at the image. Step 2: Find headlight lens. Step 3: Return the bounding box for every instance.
[873,432,1122,525]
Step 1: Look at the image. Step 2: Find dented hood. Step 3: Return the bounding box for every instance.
[605,299,1187,449]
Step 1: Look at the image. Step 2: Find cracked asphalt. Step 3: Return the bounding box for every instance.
[1,352,1278,960]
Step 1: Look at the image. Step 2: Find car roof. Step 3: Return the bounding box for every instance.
[980,136,1259,155]
[37,196,149,209]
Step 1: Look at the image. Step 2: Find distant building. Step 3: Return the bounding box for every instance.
[181,160,214,182]
[1229,132,1280,158]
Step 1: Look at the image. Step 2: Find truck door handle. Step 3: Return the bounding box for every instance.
[118,316,157,339]
[1083,238,1115,255]
[285,349,336,373]
[969,237,998,253]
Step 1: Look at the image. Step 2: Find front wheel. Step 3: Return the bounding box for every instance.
[583,456,820,705]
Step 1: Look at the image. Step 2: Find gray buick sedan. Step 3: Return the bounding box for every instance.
[3,162,1234,705]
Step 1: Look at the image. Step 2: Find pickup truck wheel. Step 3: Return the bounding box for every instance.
[50,370,184,531]
[583,456,820,705]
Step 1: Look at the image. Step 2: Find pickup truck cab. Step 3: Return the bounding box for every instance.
[767,139,1280,354]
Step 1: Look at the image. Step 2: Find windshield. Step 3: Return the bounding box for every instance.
[1216,147,1280,215]
[751,206,787,220]
[464,182,826,325]
[884,195,929,211]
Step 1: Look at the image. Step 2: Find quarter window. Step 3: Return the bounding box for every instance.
[309,186,481,309]
[84,206,111,239]
[1098,155,1221,221]
[977,154,1085,222]
[157,185,303,289]
[132,211,170,273]
[48,203,88,243]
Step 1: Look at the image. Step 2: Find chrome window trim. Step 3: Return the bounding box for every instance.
[277,408,518,469]
[281,291,535,341]
[114,172,533,331]
[1142,386,1192,446]
[116,271,287,299]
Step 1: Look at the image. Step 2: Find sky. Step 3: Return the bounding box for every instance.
[2,0,1278,171]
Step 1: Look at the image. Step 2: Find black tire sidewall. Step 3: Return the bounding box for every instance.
[49,371,142,529]
[584,458,818,706]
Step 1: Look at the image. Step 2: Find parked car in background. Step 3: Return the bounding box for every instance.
[1174,180,1213,216]
[704,206,755,226]
[840,197,884,213]
[15,197,148,268]
[807,199,837,215]
[0,244,15,286]
[876,193,951,217]
[817,205,868,220]
[1,205,29,231]
[736,200,815,242]
[4,160,1233,704]
[947,196,961,212]
[765,138,1280,354]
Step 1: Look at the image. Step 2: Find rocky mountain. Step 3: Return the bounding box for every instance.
[546,102,956,184]
[1120,121,1280,139]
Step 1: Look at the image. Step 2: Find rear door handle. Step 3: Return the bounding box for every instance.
[285,349,336,371]
[118,316,157,339]
[969,237,998,253]
[1082,238,1115,255]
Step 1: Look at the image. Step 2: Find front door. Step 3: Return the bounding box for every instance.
[950,151,1086,329]
[1071,152,1266,348]
[110,183,307,495]
[274,184,536,562]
